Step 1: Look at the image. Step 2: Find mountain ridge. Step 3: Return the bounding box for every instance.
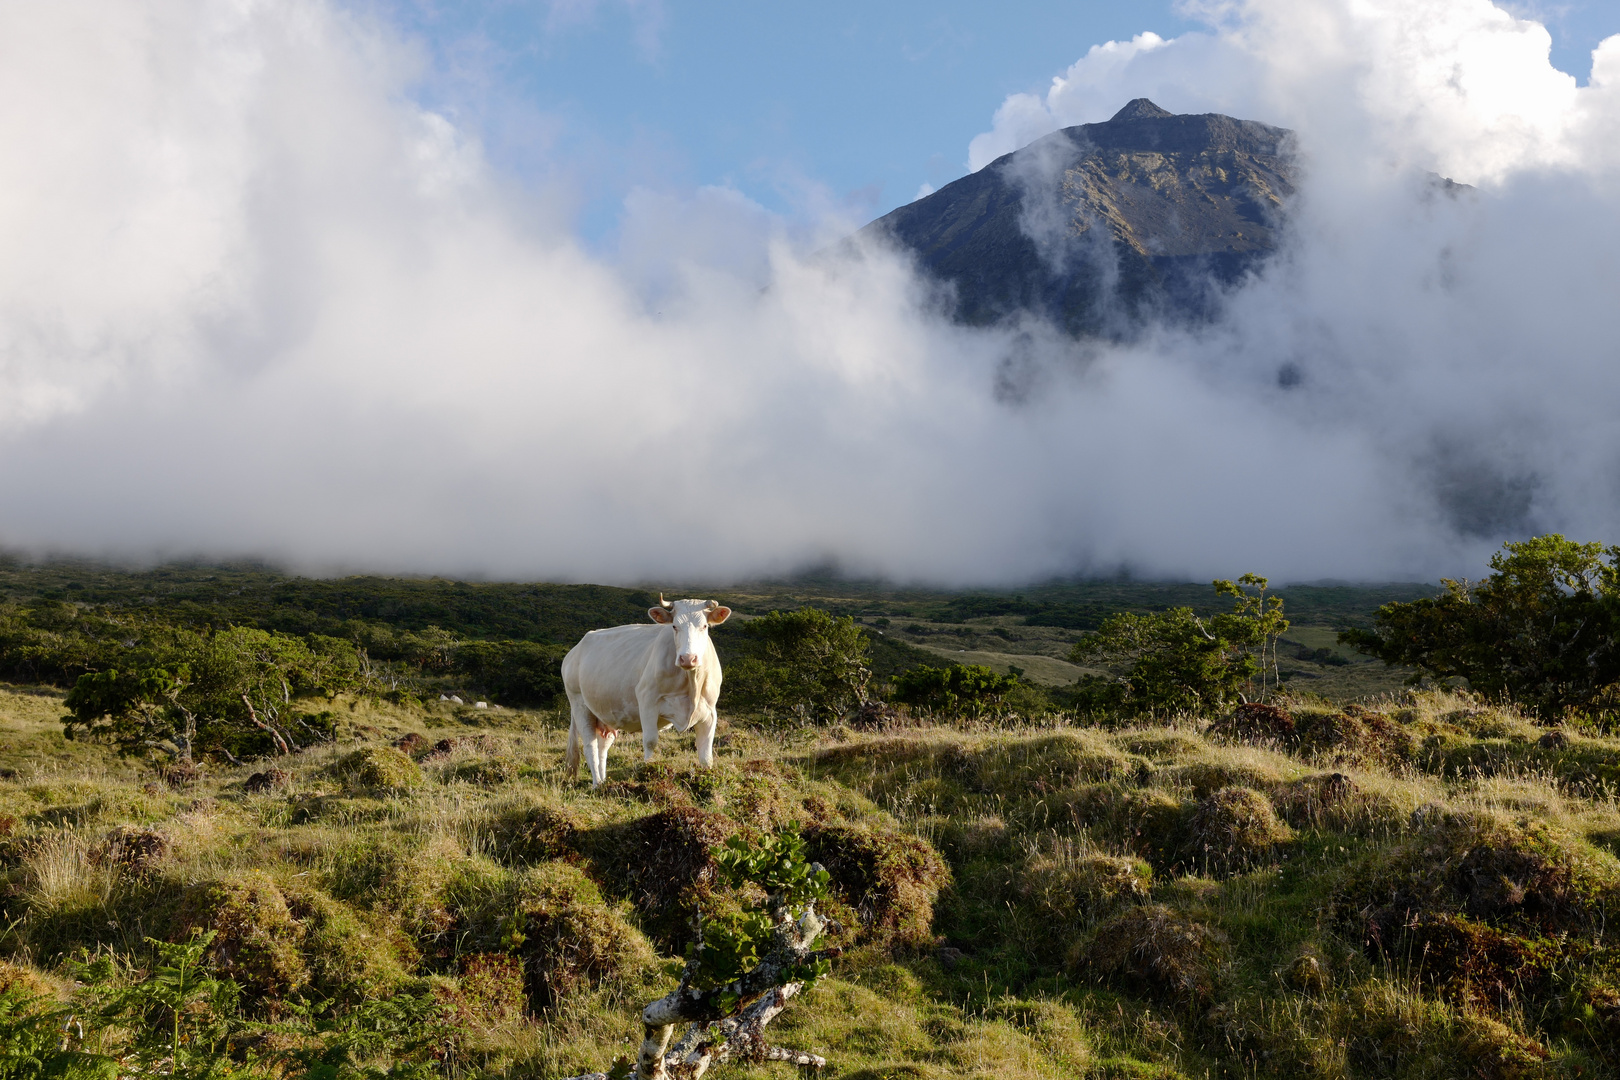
[863,99,1298,337]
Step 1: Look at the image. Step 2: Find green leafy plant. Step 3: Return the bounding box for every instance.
[75,932,240,1080]
[720,608,870,723]
[1069,575,1287,715]
[1343,534,1620,720]
[890,663,1020,720]
[0,987,116,1080]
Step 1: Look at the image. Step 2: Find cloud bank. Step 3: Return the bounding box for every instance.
[0,0,1617,585]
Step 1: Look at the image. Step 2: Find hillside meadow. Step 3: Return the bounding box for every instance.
[6,674,1620,1078]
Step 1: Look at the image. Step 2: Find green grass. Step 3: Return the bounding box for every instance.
[6,681,1618,1078]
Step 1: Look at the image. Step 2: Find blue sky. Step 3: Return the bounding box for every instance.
[376,0,1618,241]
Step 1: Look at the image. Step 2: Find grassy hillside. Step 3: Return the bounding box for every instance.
[5,678,1619,1078]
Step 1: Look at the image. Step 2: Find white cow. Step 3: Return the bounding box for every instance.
[563,595,731,785]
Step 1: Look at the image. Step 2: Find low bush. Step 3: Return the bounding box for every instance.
[804,823,950,950]
[333,746,422,792]
[1186,787,1291,875]
[1082,905,1227,1007]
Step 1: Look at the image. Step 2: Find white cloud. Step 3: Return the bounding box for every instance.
[0,0,1617,585]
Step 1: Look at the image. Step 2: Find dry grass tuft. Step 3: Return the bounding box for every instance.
[1187,786,1292,875]
[1082,904,1227,1007]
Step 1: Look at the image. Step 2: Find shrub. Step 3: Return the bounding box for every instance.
[720,607,870,723]
[804,823,951,949]
[1069,576,1287,715]
[1083,905,1227,1007]
[1187,787,1291,875]
[1020,838,1151,924]
[510,863,654,1010]
[177,871,308,998]
[333,746,422,792]
[890,664,1020,720]
[1343,534,1620,718]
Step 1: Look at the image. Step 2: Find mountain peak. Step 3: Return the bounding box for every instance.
[1109,98,1174,122]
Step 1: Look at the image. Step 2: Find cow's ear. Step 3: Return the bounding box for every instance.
[706,606,732,625]
[648,607,673,624]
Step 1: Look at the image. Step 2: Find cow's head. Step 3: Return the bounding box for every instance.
[649,595,731,670]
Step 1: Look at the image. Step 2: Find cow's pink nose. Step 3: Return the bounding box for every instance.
[677,653,700,669]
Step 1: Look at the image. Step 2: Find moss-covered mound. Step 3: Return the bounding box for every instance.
[178,871,310,997]
[333,746,423,791]
[510,863,654,1010]
[806,823,951,950]
[1082,904,1227,1007]
[1020,841,1151,925]
[1186,786,1291,875]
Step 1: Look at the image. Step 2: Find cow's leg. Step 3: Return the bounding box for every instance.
[570,697,614,786]
[638,690,665,763]
[584,719,616,786]
[694,713,716,768]
[565,695,586,779]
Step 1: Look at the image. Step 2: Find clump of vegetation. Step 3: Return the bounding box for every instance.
[1019,837,1151,924]
[508,863,655,1011]
[1082,904,1227,1007]
[1207,701,1296,745]
[613,806,739,949]
[1346,533,1620,721]
[1071,575,1288,715]
[1186,786,1291,874]
[804,823,951,950]
[719,607,870,723]
[890,663,1023,720]
[333,745,422,791]
[177,871,310,998]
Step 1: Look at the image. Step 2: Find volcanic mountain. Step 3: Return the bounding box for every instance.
[862,99,1298,337]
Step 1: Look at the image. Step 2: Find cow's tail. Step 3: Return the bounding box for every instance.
[564,715,580,777]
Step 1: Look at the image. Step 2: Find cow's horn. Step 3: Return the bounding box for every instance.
[659,594,673,609]
[706,599,718,610]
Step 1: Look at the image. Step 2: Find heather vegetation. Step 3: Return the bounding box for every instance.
[3,544,1620,1078]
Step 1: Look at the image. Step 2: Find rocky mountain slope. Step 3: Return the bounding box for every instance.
[863,99,1298,337]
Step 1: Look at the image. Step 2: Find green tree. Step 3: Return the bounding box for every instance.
[890,663,1020,719]
[63,626,356,760]
[1069,575,1287,715]
[1342,534,1620,718]
[721,608,870,723]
